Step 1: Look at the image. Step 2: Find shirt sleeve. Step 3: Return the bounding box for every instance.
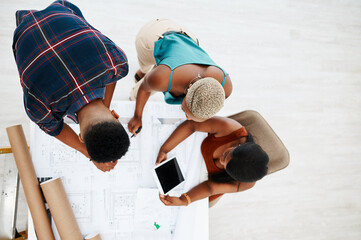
[37,117,64,137]
[25,105,64,137]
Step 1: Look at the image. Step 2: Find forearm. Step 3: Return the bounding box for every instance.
[182,180,255,204]
[133,82,151,118]
[103,82,117,108]
[181,181,213,204]
[54,123,89,158]
[160,121,196,153]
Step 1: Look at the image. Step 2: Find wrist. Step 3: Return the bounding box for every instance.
[159,147,168,154]
[181,193,191,206]
[179,196,187,206]
[133,112,142,119]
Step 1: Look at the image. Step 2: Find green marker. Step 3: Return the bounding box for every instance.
[154,222,160,230]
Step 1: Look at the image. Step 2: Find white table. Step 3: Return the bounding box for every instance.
[28,101,208,240]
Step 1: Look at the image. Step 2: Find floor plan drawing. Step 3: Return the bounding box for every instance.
[28,101,208,240]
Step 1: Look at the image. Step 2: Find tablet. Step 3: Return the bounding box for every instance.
[152,157,185,195]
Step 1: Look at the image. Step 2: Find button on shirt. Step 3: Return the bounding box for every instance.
[12,0,128,136]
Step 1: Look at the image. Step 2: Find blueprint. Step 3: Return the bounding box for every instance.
[28,101,208,240]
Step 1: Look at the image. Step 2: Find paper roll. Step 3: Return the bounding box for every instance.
[6,124,55,240]
[85,233,102,240]
[40,177,83,240]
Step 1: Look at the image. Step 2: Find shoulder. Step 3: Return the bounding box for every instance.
[144,65,171,91]
[202,116,242,136]
[204,66,232,98]
[188,117,242,135]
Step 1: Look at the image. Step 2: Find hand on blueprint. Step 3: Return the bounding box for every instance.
[128,116,142,136]
[159,193,187,206]
[156,150,167,165]
[91,160,118,172]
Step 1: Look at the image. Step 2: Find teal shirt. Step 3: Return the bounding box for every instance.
[154,33,227,105]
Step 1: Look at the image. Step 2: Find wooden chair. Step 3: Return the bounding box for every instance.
[228,110,290,175]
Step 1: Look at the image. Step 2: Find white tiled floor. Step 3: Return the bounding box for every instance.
[0,0,361,239]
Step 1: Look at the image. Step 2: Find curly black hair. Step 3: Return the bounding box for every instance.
[209,133,269,183]
[83,121,130,163]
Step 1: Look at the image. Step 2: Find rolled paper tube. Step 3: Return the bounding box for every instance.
[40,177,83,240]
[85,233,102,240]
[6,125,55,240]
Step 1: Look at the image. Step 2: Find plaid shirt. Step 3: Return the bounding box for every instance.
[12,0,128,136]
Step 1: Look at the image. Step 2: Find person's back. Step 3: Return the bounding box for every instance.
[13,1,128,135]
[12,1,130,171]
[128,19,233,135]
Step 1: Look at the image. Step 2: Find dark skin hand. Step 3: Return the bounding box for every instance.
[91,160,118,172]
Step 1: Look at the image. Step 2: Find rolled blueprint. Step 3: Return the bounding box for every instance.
[85,233,102,240]
[40,177,83,240]
[6,124,55,240]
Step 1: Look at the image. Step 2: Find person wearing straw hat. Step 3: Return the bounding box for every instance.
[128,19,233,136]
[12,1,130,172]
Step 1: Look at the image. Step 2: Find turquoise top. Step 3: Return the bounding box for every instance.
[154,33,228,105]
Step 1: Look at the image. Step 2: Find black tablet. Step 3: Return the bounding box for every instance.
[152,157,185,195]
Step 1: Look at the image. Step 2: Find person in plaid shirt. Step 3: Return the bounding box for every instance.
[12,1,129,172]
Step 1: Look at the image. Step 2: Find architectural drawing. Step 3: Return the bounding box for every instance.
[29,101,208,239]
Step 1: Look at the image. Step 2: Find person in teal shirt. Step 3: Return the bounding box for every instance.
[128,19,233,136]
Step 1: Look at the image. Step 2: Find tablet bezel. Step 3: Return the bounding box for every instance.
[152,156,184,195]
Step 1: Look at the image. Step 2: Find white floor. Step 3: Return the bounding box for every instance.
[1,0,361,239]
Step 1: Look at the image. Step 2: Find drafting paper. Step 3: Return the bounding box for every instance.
[28,101,208,239]
[133,188,171,240]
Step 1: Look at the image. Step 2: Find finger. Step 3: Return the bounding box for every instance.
[159,198,167,205]
[130,122,141,134]
[128,122,136,133]
[156,157,165,165]
[130,125,136,134]
[127,121,133,131]
[162,198,171,205]
[159,193,167,204]
[105,162,116,167]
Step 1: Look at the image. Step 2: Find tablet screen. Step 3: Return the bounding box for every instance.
[154,157,184,194]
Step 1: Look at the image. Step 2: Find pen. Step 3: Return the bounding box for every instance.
[131,126,142,138]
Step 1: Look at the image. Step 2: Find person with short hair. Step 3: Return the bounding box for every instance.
[128,19,233,135]
[156,116,269,206]
[12,1,129,172]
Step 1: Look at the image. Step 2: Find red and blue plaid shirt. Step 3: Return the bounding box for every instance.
[12,0,128,136]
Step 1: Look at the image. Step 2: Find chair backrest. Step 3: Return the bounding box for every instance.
[228,110,290,175]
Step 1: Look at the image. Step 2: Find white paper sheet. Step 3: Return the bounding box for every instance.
[28,101,208,240]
